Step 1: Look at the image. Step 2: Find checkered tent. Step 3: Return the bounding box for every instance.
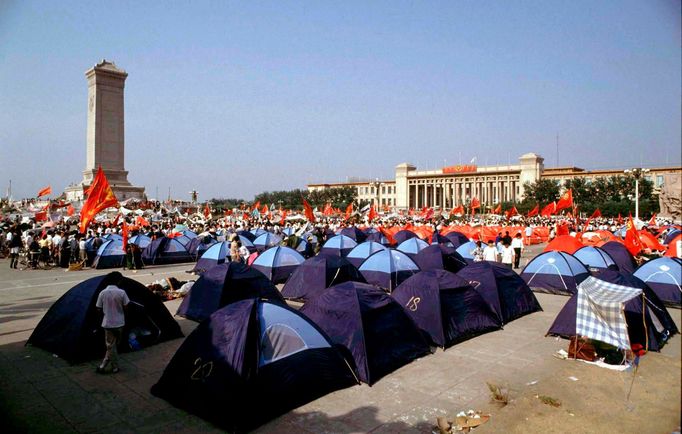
[547,271,678,352]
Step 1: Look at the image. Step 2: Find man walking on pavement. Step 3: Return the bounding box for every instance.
[96,272,129,374]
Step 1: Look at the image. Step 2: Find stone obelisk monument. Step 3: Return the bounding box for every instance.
[65,60,145,201]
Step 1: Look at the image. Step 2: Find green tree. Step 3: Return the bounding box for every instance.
[522,179,560,205]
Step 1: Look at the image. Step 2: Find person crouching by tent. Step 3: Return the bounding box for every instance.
[96,272,129,374]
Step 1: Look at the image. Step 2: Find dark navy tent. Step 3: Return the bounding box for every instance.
[172,234,194,248]
[339,227,367,243]
[457,261,542,324]
[573,246,618,272]
[186,235,218,260]
[520,251,590,295]
[142,237,193,265]
[281,255,365,301]
[443,231,469,248]
[27,272,183,364]
[319,234,358,257]
[547,271,677,352]
[300,281,431,384]
[346,241,388,268]
[364,228,392,246]
[193,241,230,273]
[176,262,284,322]
[633,257,682,307]
[251,246,305,284]
[664,229,681,245]
[128,234,151,249]
[413,244,467,273]
[396,237,429,257]
[393,229,418,244]
[455,241,478,262]
[253,232,282,252]
[236,230,256,242]
[91,239,125,269]
[600,241,637,274]
[359,249,420,292]
[392,270,502,348]
[430,231,454,247]
[152,298,357,433]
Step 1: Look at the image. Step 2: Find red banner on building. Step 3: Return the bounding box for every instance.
[442,164,477,174]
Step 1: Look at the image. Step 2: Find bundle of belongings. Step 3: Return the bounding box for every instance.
[146,277,193,300]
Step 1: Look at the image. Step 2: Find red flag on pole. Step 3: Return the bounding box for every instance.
[556,189,573,211]
[527,204,539,217]
[136,216,150,227]
[280,208,287,224]
[470,197,480,215]
[37,185,52,198]
[302,198,315,223]
[203,203,211,218]
[648,213,657,226]
[79,167,119,233]
[122,221,129,252]
[344,203,353,220]
[624,213,643,256]
[493,204,501,214]
[505,206,518,219]
[617,213,624,225]
[368,205,378,221]
[540,202,556,217]
[451,205,464,216]
[67,204,75,216]
[323,203,333,216]
[590,209,602,219]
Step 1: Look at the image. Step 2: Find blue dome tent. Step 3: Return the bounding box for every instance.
[573,246,618,272]
[153,298,357,433]
[358,249,420,292]
[253,232,282,252]
[319,235,358,257]
[346,241,388,268]
[520,251,590,295]
[633,257,682,307]
[251,246,305,284]
[91,239,125,269]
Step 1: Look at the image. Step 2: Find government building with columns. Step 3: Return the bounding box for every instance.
[307,153,681,211]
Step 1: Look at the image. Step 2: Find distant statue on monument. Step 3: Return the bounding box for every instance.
[65,60,145,202]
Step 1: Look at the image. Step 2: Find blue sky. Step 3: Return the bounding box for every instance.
[1,1,680,201]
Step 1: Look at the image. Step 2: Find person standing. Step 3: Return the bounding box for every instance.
[511,233,524,269]
[95,272,129,374]
[9,229,22,269]
[482,240,499,262]
[500,241,514,269]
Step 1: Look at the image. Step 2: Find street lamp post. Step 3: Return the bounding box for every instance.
[624,168,650,221]
[371,179,381,208]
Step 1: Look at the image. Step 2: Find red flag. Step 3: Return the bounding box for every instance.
[617,213,623,225]
[470,197,480,215]
[67,204,75,216]
[527,204,539,217]
[34,211,47,222]
[540,202,556,217]
[624,213,643,256]
[493,204,502,214]
[451,205,464,216]
[590,209,602,219]
[253,201,261,211]
[302,198,315,223]
[122,221,129,252]
[37,185,52,197]
[345,203,353,220]
[280,208,287,224]
[368,205,378,221]
[136,216,150,227]
[648,213,657,226]
[505,206,518,219]
[79,167,119,233]
[203,203,211,218]
[378,226,397,245]
[556,189,573,211]
[111,213,121,228]
[423,207,434,220]
[323,203,333,216]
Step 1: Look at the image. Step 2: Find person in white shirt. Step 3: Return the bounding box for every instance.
[500,241,514,269]
[482,240,499,262]
[95,272,130,374]
[511,233,524,269]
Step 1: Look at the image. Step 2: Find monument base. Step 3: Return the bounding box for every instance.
[64,183,146,203]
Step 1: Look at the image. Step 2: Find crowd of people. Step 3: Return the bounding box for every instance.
[1,202,678,271]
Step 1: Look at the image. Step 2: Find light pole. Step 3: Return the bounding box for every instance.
[371,179,381,208]
[624,168,649,221]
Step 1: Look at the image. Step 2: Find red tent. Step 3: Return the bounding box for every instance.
[543,235,584,255]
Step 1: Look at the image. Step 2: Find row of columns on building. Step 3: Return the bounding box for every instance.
[410,179,518,209]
